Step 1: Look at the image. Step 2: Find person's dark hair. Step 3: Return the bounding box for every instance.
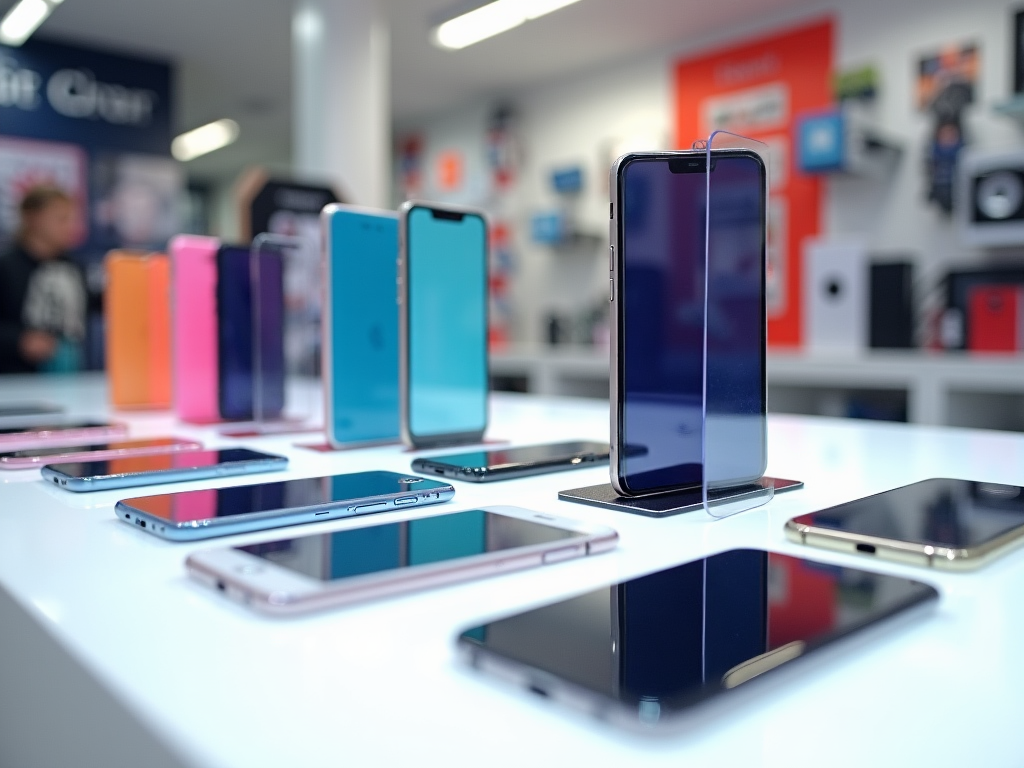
[19,184,73,217]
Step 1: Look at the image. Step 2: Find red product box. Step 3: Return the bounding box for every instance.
[967,284,1024,352]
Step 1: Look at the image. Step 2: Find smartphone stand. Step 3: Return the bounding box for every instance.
[557,477,802,519]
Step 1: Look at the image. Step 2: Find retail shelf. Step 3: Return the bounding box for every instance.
[492,345,1024,429]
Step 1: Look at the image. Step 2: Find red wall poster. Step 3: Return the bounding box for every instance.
[674,18,834,347]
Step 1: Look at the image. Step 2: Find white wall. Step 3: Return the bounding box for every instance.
[395,0,1024,346]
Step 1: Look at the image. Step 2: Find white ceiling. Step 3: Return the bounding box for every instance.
[14,0,817,182]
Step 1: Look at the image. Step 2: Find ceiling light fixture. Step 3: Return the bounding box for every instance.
[171,119,240,162]
[432,0,583,50]
[0,0,62,47]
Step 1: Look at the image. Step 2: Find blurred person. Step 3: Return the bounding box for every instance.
[0,185,86,373]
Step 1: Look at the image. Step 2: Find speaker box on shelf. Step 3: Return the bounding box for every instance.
[803,240,867,353]
[958,148,1024,247]
[869,262,915,348]
[944,267,1024,349]
[967,284,1024,351]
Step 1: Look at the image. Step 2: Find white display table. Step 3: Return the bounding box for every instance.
[2,374,1023,768]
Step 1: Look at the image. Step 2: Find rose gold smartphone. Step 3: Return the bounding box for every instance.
[186,505,618,615]
[0,437,202,470]
[0,422,128,452]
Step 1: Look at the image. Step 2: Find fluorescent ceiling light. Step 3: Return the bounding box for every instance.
[171,119,240,162]
[0,0,57,47]
[433,0,583,50]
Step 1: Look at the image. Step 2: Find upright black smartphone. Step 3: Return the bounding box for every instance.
[459,549,937,731]
[216,245,285,420]
[412,441,610,482]
[609,150,767,497]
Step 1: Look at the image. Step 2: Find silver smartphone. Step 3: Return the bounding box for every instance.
[116,470,456,541]
[398,200,489,449]
[609,150,768,497]
[43,447,286,492]
[785,478,1024,570]
[187,505,618,615]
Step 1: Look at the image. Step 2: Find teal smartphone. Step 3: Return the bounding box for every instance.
[399,202,489,449]
[322,205,400,447]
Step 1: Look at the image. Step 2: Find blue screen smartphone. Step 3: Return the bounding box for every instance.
[42,448,287,492]
[321,204,400,447]
[609,151,767,497]
[115,470,456,541]
[216,245,285,421]
[399,202,489,449]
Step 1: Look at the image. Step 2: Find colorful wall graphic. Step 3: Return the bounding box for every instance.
[674,18,834,347]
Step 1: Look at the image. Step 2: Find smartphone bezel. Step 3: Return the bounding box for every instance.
[185,505,618,614]
[398,200,490,450]
[609,150,769,498]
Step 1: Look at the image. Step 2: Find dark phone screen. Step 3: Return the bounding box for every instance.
[617,154,765,495]
[791,478,1024,549]
[51,448,280,480]
[461,550,936,720]
[122,471,451,523]
[217,246,285,420]
[406,206,488,439]
[1,437,182,459]
[0,421,108,435]
[238,510,581,581]
[426,441,610,471]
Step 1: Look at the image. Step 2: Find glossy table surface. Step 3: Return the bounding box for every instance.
[1,374,1023,768]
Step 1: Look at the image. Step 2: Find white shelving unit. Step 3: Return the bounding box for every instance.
[491,345,1024,431]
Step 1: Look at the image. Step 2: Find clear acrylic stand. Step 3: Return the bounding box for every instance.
[700,130,774,518]
[247,232,322,435]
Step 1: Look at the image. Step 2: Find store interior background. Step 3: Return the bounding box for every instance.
[4,0,1024,429]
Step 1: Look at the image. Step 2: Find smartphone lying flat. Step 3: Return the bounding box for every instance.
[786,478,1024,570]
[187,505,618,615]
[412,441,610,483]
[43,448,286,493]
[116,471,455,541]
[1,437,202,470]
[0,422,128,451]
[459,549,937,731]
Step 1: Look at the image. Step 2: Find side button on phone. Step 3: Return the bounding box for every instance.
[355,502,388,514]
[609,279,614,302]
[395,496,416,506]
[542,546,581,564]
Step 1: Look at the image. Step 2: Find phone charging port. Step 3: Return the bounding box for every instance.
[855,543,877,554]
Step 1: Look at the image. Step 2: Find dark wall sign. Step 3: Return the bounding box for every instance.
[0,37,171,154]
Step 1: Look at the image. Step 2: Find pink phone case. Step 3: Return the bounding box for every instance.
[170,235,221,422]
[0,424,128,452]
[0,437,203,469]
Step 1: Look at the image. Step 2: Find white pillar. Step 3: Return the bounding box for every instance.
[292,0,390,207]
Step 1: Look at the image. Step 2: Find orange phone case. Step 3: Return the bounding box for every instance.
[105,251,173,410]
